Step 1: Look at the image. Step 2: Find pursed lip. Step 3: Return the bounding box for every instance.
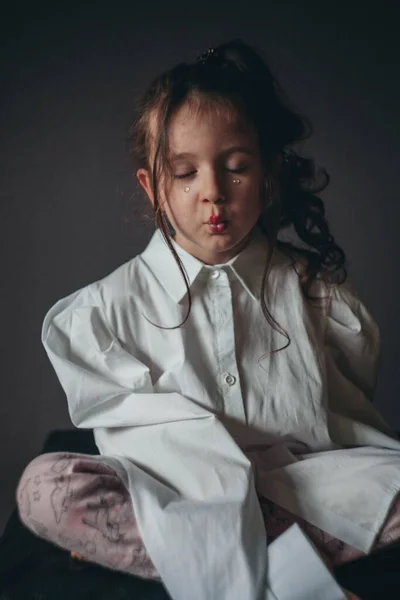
[208,215,226,224]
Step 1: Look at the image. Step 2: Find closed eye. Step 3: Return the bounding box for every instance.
[174,171,196,180]
[228,167,248,174]
[174,167,248,180]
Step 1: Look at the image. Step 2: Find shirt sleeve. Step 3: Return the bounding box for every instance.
[266,524,348,600]
[324,279,393,436]
[41,284,213,429]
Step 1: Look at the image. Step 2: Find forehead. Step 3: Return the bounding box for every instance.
[168,100,255,152]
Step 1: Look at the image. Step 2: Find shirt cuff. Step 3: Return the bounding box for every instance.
[264,524,347,600]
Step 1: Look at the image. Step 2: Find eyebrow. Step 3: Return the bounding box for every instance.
[169,146,255,161]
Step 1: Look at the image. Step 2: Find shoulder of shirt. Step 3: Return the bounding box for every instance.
[72,250,150,313]
[273,242,338,307]
[42,248,158,342]
[272,243,321,282]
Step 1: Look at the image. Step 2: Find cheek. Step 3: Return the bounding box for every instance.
[236,182,263,213]
[164,195,197,224]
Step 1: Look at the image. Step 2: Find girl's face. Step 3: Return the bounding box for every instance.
[137,102,266,265]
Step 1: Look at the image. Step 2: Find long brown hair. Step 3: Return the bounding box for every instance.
[129,38,347,350]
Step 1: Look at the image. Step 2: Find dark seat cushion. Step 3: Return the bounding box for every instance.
[0,429,170,599]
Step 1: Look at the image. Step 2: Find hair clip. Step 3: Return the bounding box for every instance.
[196,47,217,64]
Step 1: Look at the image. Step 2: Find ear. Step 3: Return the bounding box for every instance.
[136,168,154,206]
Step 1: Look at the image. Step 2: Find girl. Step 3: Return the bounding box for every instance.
[16,39,400,600]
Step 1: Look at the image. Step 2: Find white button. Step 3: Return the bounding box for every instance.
[224,373,236,386]
[211,270,220,279]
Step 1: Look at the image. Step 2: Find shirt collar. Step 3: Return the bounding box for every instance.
[139,227,270,304]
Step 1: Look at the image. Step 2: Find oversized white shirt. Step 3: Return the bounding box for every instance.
[42,226,400,600]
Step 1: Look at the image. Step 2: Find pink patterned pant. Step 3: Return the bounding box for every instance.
[16,452,400,581]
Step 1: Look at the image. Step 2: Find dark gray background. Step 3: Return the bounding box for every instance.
[1,1,399,534]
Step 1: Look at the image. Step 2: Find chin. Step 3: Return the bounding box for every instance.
[175,226,253,261]
[207,229,249,247]
[203,232,250,259]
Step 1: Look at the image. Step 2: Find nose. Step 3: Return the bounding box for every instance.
[200,169,226,204]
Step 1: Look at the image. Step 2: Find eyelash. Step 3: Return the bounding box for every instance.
[174,167,248,180]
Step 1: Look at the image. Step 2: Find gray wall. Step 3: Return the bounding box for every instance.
[1,1,399,534]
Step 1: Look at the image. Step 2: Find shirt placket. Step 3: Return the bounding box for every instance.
[209,268,246,422]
